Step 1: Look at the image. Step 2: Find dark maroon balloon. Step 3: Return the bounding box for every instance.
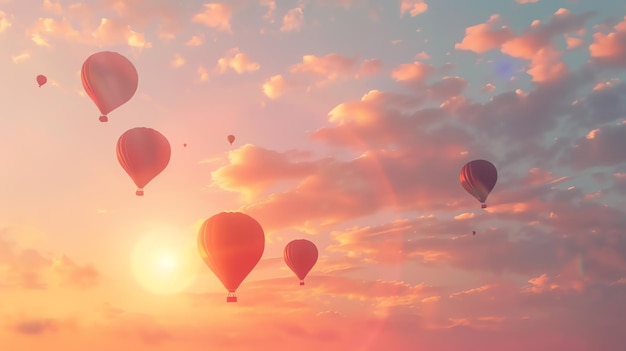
[460,159,497,208]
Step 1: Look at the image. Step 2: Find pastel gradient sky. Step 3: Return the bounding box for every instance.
[2,0,626,350]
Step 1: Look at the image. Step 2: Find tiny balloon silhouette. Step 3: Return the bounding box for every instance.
[227,134,235,145]
[460,159,498,209]
[36,75,47,87]
[81,51,138,122]
[116,127,171,196]
[197,212,265,302]
[284,239,318,286]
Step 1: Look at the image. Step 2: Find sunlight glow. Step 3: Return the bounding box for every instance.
[131,225,200,295]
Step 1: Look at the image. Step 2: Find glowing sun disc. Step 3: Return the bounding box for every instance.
[131,225,200,295]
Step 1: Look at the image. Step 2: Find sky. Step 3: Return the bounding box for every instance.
[1,0,626,350]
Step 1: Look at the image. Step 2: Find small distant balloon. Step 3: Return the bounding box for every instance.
[183,143,187,148]
[460,159,498,209]
[227,135,235,145]
[36,75,47,87]
[116,127,171,196]
[284,239,318,286]
[81,51,138,122]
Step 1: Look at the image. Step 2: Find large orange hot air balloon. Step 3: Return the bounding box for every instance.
[36,75,47,87]
[116,127,171,196]
[81,51,138,122]
[227,134,235,145]
[460,159,498,208]
[284,239,318,286]
[197,212,265,302]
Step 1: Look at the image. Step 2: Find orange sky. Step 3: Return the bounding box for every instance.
[2,0,626,350]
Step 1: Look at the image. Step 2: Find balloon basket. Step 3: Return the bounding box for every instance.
[99,115,108,122]
[227,293,237,303]
[299,281,304,286]
[136,189,144,196]
[481,204,487,209]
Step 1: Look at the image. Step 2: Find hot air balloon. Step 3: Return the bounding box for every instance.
[81,51,138,122]
[460,159,498,208]
[116,127,171,196]
[284,239,318,286]
[227,135,235,145]
[36,75,47,87]
[197,212,265,302]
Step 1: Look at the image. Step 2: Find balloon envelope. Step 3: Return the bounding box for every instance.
[116,127,171,196]
[81,51,138,122]
[284,239,318,285]
[227,135,235,145]
[197,212,265,302]
[36,75,47,87]
[460,159,498,208]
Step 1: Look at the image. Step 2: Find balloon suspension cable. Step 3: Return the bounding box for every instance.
[299,280,305,286]
[136,188,144,196]
[99,115,108,122]
[481,203,487,209]
[226,291,237,303]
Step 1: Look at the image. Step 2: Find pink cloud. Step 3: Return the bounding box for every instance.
[589,16,626,67]
[455,14,515,54]
[192,3,232,32]
[210,145,318,198]
[0,11,10,33]
[482,83,496,93]
[93,18,152,48]
[262,54,381,98]
[565,35,585,49]
[456,9,595,82]
[357,59,383,78]
[400,0,428,17]
[525,46,568,82]
[500,9,594,59]
[216,48,260,74]
[280,7,304,32]
[391,61,435,83]
[289,53,357,78]
[262,74,296,99]
[26,11,151,48]
[260,0,276,23]
[0,229,99,290]
[26,0,195,46]
[185,34,203,46]
[171,53,185,68]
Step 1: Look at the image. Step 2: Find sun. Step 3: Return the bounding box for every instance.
[131,225,200,295]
